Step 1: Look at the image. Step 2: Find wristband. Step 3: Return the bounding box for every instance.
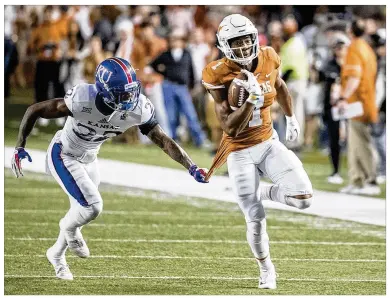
[247,93,260,105]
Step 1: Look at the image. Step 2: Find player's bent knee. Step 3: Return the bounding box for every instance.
[287,196,313,209]
[89,201,103,220]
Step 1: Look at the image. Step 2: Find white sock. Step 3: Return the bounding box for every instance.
[51,230,68,259]
[60,202,102,238]
[257,255,274,271]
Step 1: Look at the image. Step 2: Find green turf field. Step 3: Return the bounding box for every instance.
[4,171,386,295]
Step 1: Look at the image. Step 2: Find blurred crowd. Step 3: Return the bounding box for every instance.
[4,5,386,188]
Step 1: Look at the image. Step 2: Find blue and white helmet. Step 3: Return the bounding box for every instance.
[95,57,141,112]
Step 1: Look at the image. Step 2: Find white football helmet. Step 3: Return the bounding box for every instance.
[216,14,259,65]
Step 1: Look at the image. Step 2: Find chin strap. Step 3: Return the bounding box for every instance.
[107,110,117,123]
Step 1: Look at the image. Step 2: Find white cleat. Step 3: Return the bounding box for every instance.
[340,184,360,194]
[64,228,90,258]
[327,173,344,185]
[258,266,277,289]
[46,247,73,280]
[377,175,386,185]
[356,184,381,196]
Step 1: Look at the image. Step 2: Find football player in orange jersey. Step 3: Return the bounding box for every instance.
[202,14,313,289]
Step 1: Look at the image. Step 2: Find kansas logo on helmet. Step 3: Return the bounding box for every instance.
[96,65,113,84]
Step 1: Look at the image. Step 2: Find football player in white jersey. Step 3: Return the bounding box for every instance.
[11,57,209,280]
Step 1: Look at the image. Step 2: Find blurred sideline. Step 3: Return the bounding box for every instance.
[4,146,385,226]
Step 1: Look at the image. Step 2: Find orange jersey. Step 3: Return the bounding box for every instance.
[341,38,377,123]
[202,46,281,179]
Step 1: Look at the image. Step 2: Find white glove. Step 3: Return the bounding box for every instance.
[285,115,300,142]
[233,69,264,106]
[11,147,32,178]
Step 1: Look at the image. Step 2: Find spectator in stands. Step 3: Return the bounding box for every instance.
[165,6,195,35]
[371,29,386,184]
[188,27,211,129]
[27,5,70,126]
[150,29,207,147]
[91,6,113,51]
[5,37,19,99]
[279,15,309,149]
[114,19,134,61]
[74,6,94,42]
[82,36,111,84]
[320,34,350,184]
[304,56,323,151]
[338,19,379,195]
[148,11,169,38]
[61,20,87,91]
[131,21,171,142]
[13,5,29,89]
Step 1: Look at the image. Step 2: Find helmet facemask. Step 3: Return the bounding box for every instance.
[102,81,141,112]
[217,32,259,66]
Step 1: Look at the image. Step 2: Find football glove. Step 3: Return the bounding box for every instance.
[233,69,264,106]
[285,115,300,142]
[11,147,32,178]
[189,165,209,183]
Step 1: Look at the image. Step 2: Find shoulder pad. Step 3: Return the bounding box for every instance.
[202,59,228,90]
[139,94,156,124]
[261,46,281,69]
[64,83,96,115]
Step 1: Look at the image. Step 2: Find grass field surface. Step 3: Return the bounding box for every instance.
[4,171,386,295]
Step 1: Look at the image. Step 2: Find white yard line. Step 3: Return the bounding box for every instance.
[3,274,386,283]
[4,254,385,263]
[4,209,232,217]
[3,146,386,226]
[7,237,385,246]
[7,221,376,231]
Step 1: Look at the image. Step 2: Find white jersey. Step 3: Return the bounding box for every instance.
[54,83,155,163]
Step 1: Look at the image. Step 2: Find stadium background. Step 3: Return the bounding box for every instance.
[3,5,386,295]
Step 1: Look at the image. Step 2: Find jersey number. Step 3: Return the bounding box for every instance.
[73,123,121,142]
[248,100,263,127]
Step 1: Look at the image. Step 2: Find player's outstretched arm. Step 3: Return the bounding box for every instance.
[12,99,71,178]
[16,99,71,148]
[146,124,208,183]
[274,76,300,142]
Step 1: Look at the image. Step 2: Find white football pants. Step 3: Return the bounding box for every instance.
[227,132,312,259]
[46,141,102,207]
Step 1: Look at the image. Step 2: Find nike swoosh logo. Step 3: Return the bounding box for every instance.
[265,71,273,78]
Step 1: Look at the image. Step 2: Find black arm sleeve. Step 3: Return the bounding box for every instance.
[281,69,293,82]
[138,115,159,135]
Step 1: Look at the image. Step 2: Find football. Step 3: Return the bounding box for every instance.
[228,72,249,109]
